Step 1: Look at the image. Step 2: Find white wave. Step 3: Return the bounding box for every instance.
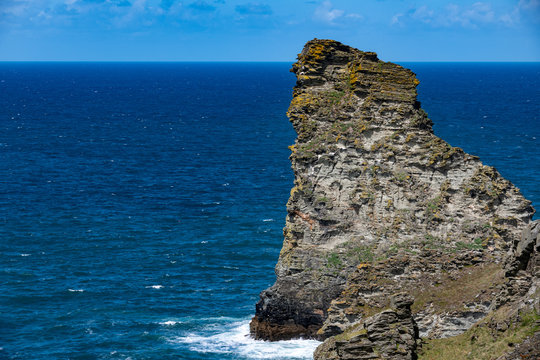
[68,289,84,292]
[20,253,31,257]
[262,219,274,222]
[160,320,182,326]
[171,320,320,359]
[146,285,163,289]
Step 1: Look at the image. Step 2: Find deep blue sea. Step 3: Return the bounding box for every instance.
[0,62,538,359]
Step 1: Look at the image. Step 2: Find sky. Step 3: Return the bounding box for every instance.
[0,0,539,61]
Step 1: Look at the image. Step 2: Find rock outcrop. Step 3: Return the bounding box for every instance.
[418,220,539,359]
[314,293,419,360]
[495,220,540,359]
[250,39,535,345]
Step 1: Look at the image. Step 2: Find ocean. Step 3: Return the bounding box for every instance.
[0,62,538,359]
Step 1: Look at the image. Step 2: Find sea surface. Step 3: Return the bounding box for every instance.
[0,62,538,359]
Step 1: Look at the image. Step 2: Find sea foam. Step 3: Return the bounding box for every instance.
[172,320,320,359]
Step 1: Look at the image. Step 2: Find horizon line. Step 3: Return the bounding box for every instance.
[1,60,539,63]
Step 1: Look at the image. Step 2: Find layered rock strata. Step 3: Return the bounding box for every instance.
[250,39,534,341]
[314,293,419,360]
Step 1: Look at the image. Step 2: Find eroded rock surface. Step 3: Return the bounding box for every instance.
[314,293,418,360]
[418,220,539,359]
[250,39,534,341]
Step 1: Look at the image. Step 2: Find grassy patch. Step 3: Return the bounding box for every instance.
[455,238,483,251]
[419,308,540,359]
[326,90,346,104]
[424,196,444,223]
[326,252,343,268]
[411,262,503,314]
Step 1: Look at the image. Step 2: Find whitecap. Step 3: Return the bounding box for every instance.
[146,285,163,289]
[68,289,84,292]
[20,253,31,257]
[159,320,182,326]
[171,320,320,359]
[262,219,274,222]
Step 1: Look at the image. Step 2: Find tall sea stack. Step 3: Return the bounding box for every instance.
[249,39,535,343]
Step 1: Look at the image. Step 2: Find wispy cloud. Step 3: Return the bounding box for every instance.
[519,0,540,10]
[446,2,495,28]
[314,1,343,24]
[392,2,522,29]
[410,5,434,24]
[312,1,362,25]
[0,0,224,30]
[517,0,540,23]
[345,13,363,20]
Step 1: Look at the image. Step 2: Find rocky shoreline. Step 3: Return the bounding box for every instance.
[250,39,538,359]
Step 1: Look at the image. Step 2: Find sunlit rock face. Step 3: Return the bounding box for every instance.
[250,39,534,342]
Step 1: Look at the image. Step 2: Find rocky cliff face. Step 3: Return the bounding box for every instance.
[314,293,418,360]
[417,219,539,359]
[315,219,540,360]
[249,39,535,343]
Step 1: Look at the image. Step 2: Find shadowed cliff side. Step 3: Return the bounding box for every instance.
[250,39,534,341]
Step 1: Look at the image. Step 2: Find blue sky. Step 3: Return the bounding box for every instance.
[0,0,539,61]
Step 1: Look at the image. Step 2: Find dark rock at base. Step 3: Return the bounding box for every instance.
[249,315,321,341]
[250,286,333,340]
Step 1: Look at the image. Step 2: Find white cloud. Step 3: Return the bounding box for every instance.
[113,0,152,27]
[411,5,434,23]
[37,9,52,19]
[345,13,363,20]
[313,1,362,25]
[519,0,540,10]
[314,1,344,24]
[1,0,32,17]
[449,2,495,28]
[499,11,518,26]
[391,13,403,25]
[392,2,515,29]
